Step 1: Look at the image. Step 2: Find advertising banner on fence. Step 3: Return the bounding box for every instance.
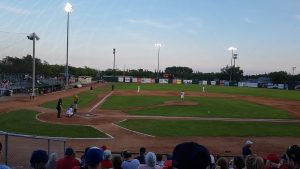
[177,79,182,84]
[211,81,216,85]
[202,80,208,85]
[151,78,155,83]
[118,77,124,82]
[183,80,192,84]
[142,78,151,83]
[238,82,246,87]
[246,82,258,88]
[125,77,131,83]
[159,79,169,84]
[132,78,137,83]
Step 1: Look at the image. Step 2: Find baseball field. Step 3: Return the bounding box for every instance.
[0,83,300,155]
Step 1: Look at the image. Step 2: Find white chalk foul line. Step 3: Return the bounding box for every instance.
[35,111,113,140]
[112,120,156,138]
[88,91,113,113]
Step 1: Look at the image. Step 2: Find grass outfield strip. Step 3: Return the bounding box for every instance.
[0,110,107,138]
[113,83,300,100]
[119,119,300,137]
[101,96,177,110]
[101,96,291,119]
[40,86,110,109]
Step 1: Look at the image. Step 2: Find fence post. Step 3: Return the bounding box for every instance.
[5,134,8,165]
[47,139,50,155]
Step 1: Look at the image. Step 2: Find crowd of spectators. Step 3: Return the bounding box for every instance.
[0,141,299,169]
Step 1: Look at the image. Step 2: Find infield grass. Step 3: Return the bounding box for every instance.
[119,119,300,137]
[0,110,107,138]
[112,83,300,100]
[40,85,110,109]
[101,96,291,119]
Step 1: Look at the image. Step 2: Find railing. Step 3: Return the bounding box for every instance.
[0,131,66,169]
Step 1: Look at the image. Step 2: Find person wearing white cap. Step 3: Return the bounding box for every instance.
[242,140,253,159]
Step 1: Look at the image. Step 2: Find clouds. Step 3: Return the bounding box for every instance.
[243,17,255,24]
[128,19,183,29]
[0,3,31,15]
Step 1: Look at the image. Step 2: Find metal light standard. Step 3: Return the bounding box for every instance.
[228,47,238,82]
[27,33,40,99]
[113,48,116,76]
[292,67,296,75]
[64,2,73,88]
[233,54,238,67]
[155,43,162,79]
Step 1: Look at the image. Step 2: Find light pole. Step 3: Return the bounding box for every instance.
[64,2,73,88]
[292,67,296,75]
[155,43,162,79]
[27,32,40,99]
[233,54,238,67]
[113,48,116,75]
[228,47,238,82]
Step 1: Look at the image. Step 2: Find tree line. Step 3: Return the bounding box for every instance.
[0,56,299,83]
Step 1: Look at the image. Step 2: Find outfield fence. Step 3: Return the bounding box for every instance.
[0,131,66,168]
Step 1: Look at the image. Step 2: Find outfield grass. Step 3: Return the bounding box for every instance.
[101,96,291,119]
[40,85,110,109]
[101,96,177,110]
[0,110,107,138]
[112,83,300,100]
[119,119,300,137]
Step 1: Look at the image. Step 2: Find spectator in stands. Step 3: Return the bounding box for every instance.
[56,98,62,118]
[246,155,264,169]
[135,147,146,164]
[233,156,245,169]
[84,147,104,169]
[163,155,172,169]
[172,142,211,169]
[112,155,123,169]
[286,145,300,169]
[102,150,113,169]
[46,153,57,169]
[243,140,253,158]
[279,154,288,169]
[217,157,228,169]
[56,147,80,169]
[156,154,164,167]
[265,154,280,169]
[80,147,90,168]
[121,150,140,169]
[138,152,161,169]
[30,150,49,169]
[0,165,11,169]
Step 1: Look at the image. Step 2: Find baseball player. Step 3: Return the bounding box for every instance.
[180,90,185,101]
[73,95,79,113]
[56,98,62,118]
[137,85,140,93]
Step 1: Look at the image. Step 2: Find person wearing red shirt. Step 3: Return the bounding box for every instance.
[56,147,80,169]
[102,150,113,169]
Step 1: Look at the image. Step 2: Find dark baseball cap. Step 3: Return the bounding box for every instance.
[30,150,48,167]
[65,147,75,156]
[85,147,104,166]
[122,150,132,158]
[172,142,211,169]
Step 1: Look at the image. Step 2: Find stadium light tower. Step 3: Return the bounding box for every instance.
[228,47,238,82]
[64,2,73,88]
[27,32,40,99]
[113,48,116,70]
[292,67,296,75]
[155,43,162,79]
[233,54,238,67]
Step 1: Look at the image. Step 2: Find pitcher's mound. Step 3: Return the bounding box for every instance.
[163,100,199,106]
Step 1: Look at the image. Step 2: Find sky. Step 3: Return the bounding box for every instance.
[0,0,299,75]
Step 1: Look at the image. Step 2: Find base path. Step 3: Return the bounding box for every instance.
[1,87,300,156]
